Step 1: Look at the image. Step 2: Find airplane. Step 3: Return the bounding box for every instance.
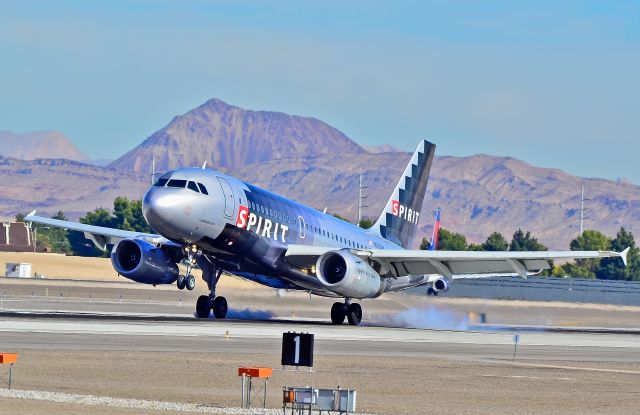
[25,140,628,325]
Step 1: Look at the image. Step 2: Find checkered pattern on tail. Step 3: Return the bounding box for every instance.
[370,140,436,249]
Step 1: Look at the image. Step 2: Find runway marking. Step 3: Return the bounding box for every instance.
[481,374,575,381]
[510,362,640,376]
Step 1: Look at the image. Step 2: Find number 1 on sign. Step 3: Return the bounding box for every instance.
[293,335,300,364]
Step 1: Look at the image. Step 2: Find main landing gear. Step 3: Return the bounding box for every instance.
[195,259,228,319]
[331,299,363,326]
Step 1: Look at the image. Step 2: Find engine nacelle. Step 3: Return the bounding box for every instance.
[431,277,450,293]
[111,239,179,285]
[315,250,383,299]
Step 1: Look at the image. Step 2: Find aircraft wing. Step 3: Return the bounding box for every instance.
[284,244,629,279]
[24,211,165,250]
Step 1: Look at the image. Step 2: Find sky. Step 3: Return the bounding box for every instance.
[1,1,639,182]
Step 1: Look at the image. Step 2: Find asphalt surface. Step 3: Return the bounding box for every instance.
[1,277,639,363]
[2,278,640,414]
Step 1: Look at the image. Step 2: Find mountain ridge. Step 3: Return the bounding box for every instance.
[0,130,88,161]
[2,98,639,250]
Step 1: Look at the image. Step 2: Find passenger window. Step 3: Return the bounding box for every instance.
[187,181,200,193]
[197,183,208,195]
[154,178,168,187]
[167,179,187,188]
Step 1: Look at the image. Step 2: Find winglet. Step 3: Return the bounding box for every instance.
[26,210,37,217]
[620,247,630,267]
[201,161,207,169]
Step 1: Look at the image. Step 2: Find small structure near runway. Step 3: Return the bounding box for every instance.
[0,353,19,389]
[5,263,32,279]
[283,387,357,414]
[238,366,272,409]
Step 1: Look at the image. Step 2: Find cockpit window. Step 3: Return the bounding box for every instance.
[197,183,208,195]
[187,181,200,193]
[154,178,168,187]
[167,179,187,188]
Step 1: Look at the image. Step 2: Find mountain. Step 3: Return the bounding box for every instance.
[109,98,365,174]
[0,130,88,161]
[231,152,640,250]
[3,98,639,249]
[0,156,148,221]
[364,144,401,153]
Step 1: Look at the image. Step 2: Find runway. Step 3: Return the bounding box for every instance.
[1,310,639,362]
[2,278,640,414]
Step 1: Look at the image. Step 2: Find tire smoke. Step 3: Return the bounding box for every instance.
[374,306,469,330]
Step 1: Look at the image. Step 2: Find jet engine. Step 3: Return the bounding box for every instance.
[315,250,383,299]
[111,239,180,285]
[430,276,450,294]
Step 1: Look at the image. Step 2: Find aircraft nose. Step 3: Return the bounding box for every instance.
[142,188,180,232]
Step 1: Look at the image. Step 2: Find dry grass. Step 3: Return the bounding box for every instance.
[0,252,256,290]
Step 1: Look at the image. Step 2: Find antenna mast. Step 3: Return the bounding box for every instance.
[357,173,368,227]
[579,185,585,236]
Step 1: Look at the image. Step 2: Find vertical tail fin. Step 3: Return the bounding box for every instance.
[429,207,441,251]
[370,140,436,249]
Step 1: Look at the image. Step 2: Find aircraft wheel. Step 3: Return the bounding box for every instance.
[347,303,363,326]
[212,296,228,319]
[196,295,211,318]
[186,275,196,291]
[177,275,186,290]
[331,302,347,325]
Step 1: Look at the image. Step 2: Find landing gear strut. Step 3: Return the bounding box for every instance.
[195,258,228,319]
[177,245,199,291]
[331,299,362,326]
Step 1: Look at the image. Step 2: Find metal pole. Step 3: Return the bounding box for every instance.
[241,373,246,408]
[358,173,362,226]
[580,185,584,236]
[263,378,268,408]
[248,376,252,408]
[9,363,13,389]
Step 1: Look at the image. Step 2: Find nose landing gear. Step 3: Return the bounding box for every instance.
[330,299,362,326]
[177,245,200,291]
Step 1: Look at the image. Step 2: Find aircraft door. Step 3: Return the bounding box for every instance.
[216,177,235,218]
[298,215,306,239]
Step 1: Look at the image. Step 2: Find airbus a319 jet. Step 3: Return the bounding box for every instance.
[26,141,628,325]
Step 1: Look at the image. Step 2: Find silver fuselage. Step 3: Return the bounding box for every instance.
[142,168,431,295]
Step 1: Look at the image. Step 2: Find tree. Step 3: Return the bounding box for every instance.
[34,211,72,254]
[437,228,468,251]
[14,213,25,222]
[509,229,547,252]
[561,230,611,278]
[483,232,509,251]
[358,218,373,229]
[597,227,640,281]
[70,198,153,257]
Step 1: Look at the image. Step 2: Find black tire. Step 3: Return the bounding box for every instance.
[347,303,363,326]
[186,275,196,291]
[177,275,186,290]
[196,295,211,318]
[212,296,228,319]
[331,302,347,325]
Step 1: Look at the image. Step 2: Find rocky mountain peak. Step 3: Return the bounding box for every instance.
[109,98,365,174]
